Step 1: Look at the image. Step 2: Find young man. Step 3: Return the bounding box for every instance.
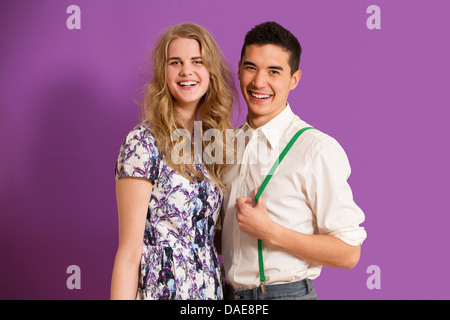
[221,21,367,300]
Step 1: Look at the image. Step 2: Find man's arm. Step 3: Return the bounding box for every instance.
[235,190,361,269]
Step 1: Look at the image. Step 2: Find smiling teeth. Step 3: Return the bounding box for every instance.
[251,92,271,99]
[179,81,198,86]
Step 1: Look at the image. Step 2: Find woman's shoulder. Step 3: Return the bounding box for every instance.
[125,121,155,142]
[121,122,158,150]
[115,122,161,180]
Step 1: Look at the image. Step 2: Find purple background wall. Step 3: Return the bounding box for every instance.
[1,0,449,299]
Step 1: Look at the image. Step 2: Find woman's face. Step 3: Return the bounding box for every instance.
[166,37,210,111]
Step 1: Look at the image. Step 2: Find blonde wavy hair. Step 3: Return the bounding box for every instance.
[138,22,236,188]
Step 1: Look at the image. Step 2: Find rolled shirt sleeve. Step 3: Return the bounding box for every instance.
[306,138,367,246]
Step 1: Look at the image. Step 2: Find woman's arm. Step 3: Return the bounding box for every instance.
[110,177,153,299]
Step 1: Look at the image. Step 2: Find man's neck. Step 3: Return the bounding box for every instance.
[247,104,287,129]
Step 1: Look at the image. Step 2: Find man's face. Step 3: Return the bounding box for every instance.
[238,44,301,128]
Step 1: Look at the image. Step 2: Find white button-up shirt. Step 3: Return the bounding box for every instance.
[221,104,367,290]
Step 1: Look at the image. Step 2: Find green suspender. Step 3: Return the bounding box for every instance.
[253,126,314,294]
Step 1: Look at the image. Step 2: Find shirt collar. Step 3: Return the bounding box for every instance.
[235,103,295,149]
[234,122,252,138]
[257,103,295,149]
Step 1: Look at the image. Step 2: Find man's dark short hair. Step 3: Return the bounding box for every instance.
[240,21,302,75]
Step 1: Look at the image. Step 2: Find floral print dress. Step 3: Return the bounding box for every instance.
[115,123,223,300]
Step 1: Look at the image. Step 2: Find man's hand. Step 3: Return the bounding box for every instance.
[235,188,274,240]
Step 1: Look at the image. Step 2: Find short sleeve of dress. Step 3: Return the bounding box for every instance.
[115,124,160,183]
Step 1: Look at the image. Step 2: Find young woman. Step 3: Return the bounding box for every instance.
[110,23,235,300]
